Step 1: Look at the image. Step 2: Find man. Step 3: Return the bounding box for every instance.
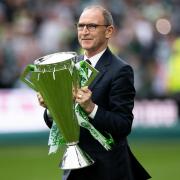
[38,5,151,180]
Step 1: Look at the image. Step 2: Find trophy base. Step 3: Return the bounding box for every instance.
[60,142,94,170]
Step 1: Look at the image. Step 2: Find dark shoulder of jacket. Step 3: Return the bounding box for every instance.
[109,49,132,69]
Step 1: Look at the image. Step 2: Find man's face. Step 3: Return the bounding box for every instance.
[77,9,113,56]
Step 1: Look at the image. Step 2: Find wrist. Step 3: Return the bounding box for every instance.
[85,103,95,114]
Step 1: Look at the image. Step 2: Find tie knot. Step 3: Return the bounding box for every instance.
[85,59,91,65]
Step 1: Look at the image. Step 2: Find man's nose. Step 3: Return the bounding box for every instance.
[82,25,89,33]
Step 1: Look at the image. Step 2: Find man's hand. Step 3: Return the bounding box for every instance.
[76,86,95,114]
[37,92,47,108]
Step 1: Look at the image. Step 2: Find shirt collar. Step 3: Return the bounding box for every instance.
[84,49,106,67]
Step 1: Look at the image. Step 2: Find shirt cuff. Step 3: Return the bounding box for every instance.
[88,104,98,119]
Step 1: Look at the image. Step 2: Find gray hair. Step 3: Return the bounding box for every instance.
[83,5,114,26]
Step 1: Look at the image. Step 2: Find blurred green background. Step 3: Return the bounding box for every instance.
[1,0,180,180]
[1,129,180,180]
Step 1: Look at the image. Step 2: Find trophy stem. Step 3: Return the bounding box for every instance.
[60,142,94,170]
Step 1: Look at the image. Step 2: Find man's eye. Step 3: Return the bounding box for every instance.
[88,24,96,28]
[78,24,85,28]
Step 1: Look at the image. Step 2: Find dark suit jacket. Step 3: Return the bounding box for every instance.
[44,48,151,180]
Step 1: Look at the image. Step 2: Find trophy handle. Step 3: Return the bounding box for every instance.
[83,61,99,87]
[20,64,37,91]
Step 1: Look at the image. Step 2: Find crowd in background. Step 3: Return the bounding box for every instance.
[0,0,180,101]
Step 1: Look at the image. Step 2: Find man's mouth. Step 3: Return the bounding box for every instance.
[82,39,92,40]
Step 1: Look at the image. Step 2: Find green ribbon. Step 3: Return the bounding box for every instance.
[75,104,113,150]
[48,121,65,154]
[75,61,114,150]
[48,61,114,154]
[79,61,89,86]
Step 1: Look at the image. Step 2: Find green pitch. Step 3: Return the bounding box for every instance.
[129,139,180,180]
[0,140,180,180]
[0,145,64,180]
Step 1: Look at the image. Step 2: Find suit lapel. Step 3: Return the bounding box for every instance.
[89,48,111,90]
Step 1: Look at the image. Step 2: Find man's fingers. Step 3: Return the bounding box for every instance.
[37,92,47,108]
[81,86,89,92]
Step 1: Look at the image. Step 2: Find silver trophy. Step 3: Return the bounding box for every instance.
[21,52,98,169]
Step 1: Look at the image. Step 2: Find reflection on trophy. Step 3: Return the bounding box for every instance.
[21,52,98,170]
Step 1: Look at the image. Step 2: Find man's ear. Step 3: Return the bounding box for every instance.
[105,25,114,39]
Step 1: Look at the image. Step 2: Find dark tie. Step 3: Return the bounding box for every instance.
[85,59,91,77]
[85,59,91,65]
